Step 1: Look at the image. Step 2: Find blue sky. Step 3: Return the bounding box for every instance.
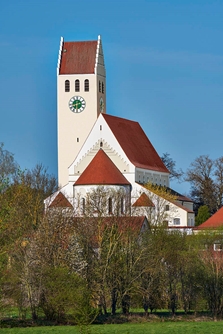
[0,0,223,194]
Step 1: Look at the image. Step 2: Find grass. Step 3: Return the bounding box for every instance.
[0,321,223,334]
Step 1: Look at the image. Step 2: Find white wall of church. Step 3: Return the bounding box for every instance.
[68,114,135,184]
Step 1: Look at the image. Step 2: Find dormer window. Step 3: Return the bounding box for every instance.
[84,79,89,92]
[65,80,70,92]
[75,79,80,92]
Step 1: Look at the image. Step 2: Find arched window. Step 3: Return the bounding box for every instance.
[99,81,101,92]
[121,197,124,214]
[102,82,104,94]
[100,141,103,147]
[108,198,112,215]
[84,79,89,92]
[75,79,80,92]
[82,198,85,215]
[65,80,70,92]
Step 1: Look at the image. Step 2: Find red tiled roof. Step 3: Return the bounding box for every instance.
[49,192,73,208]
[59,41,97,74]
[197,206,223,229]
[102,114,169,173]
[132,192,155,207]
[75,149,131,186]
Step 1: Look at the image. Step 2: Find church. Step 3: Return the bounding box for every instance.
[45,35,194,230]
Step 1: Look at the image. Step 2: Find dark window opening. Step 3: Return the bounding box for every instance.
[108,198,112,214]
[84,79,89,92]
[75,79,80,92]
[82,198,85,215]
[100,141,103,147]
[65,80,70,92]
[102,82,104,94]
[99,81,101,92]
[121,198,124,214]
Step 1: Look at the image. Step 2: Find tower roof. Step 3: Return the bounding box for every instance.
[75,149,131,186]
[102,114,169,173]
[59,40,98,75]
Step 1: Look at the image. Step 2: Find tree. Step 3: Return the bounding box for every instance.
[0,143,18,193]
[186,155,223,214]
[186,155,218,214]
[195,205,211,226]
[161,152,183,181]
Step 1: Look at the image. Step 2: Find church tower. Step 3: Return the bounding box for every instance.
[57,35,106,187]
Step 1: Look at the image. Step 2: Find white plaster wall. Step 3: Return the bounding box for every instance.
[132,182,191,227]
[68,114,136,183]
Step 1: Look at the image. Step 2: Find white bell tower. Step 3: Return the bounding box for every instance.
[57,35,106,187]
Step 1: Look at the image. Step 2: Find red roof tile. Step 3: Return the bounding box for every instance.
[49,192,73,208]
[59,41,97,74]
[132,192,155,207]
[102,114,169,173]
[197,206,223,229]
[75,149,131,186]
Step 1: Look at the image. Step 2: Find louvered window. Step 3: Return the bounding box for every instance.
[75,79,80,92]
[65,80,70,92]
[84,79,89,92]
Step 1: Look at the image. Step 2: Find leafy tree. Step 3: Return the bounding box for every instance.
[195,205,211,226]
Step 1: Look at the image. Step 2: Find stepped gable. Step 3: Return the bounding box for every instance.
[132,192,155,207]
[49,192,73,208]
[59,40,97,74]
[102,114,169,173]
[74,149,131,186]
[197,206,223,229]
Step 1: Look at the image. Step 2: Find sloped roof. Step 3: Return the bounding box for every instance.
[59,40,97,74]
[102,114,169,173]
[137,183,194,213]
[49,192,73,208]
[74,149,131,186]
[132,192,155,207]
[197,206,223,229]
[166,187,193,202]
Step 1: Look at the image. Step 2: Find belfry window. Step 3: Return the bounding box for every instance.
[65,80,70,92]
[102,82,104,94]
[75,79,80,92]
[99,81,101,92]
[84,79,89,92]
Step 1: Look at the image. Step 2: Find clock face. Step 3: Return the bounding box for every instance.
[69,96,86,113]
[100,97,104,112]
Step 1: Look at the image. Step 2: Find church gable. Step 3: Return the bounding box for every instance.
[75,149,130,186]
[72,140,130,178]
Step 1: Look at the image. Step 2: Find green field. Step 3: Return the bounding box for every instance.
[1,322,223,334]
